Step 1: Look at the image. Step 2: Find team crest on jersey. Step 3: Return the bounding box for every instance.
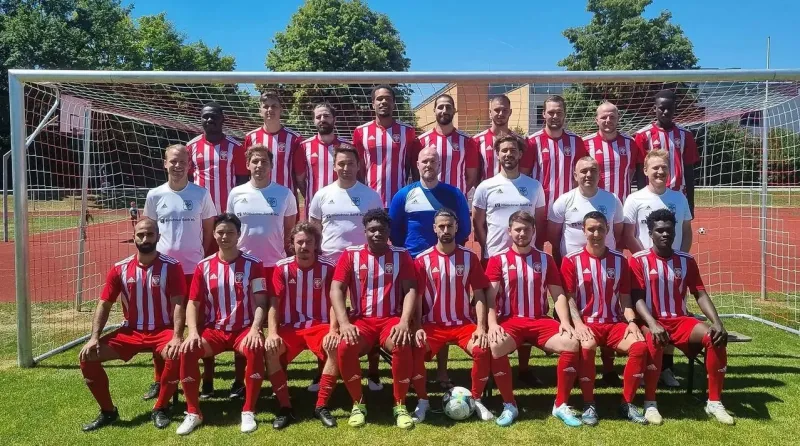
[563,146,572,156]
[452,142,460,151]
[455,264,465,276]
[235,272,244,284]
[183,200,193,211]
[598,205,608,215]
[351,196,361,206]
[606,268,616,279]
[619,147,628,156]
[151,275,161,287]
[385,263,394,273]
[667,203,676,213]
[673,138,682,150]
[219,151,228,160]
[652,139,661,149]
[517,186,528,196]
[392,133,401,143]
[313,278,323,289]
[674,267,683,279]
[533,262,542,273]
[267,197,277,207]
[278,142,287,152]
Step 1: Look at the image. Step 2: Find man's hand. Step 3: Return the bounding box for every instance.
[389,321,411,347]
[79,338,101,362]
[323,331,341,353]
[180,332,202,354]
[163,336,182,360]
[265,332,283,354]
[241,329,264,351]
[339,322,360,346]
[707,323,728,347]
[488,323,507,344]
[574,323,595,342]
[415,328,427,349]
[559,322,577,339]
[624,322,645,342]
[471,327,488,349]
[648,322,670,346]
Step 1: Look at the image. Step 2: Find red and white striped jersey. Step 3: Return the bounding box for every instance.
[485,248,562,319]
[560,247,630,324]
[583,131,640,203]
[473,128,523,180]
[301,134,349,204]
[186,134,247,213]
[243,126,307,191]
[189,252,267,332]
[628,249,705,320]
[101,253,186,331]
[273,256,335,329]
[415,245,489,326]
[353,120,420,207]
[526,129,587,207]
[418,128,480,195]
[333,244,416,319]
[634,123,699,193]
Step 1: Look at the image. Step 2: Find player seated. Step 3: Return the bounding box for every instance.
[412,209,493,423]
[332,209,419,429]
[176,213,268,435]
[486,210,583,427]
[79,218,186,431]
[263,222,342,429]
[561,211,648,425]
[630,209,734,425]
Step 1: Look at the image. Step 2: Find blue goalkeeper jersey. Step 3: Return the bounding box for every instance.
[388,181,471,258]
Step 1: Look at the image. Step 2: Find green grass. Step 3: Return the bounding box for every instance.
[3,214,123,239]
[693,188,800,208]
[0,318,797,445]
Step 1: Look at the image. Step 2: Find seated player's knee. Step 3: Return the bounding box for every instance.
[562,336,580,352]
[470,344,490,359]
[580,339,598,350]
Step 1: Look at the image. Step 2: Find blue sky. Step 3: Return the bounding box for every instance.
[121,0,799,71]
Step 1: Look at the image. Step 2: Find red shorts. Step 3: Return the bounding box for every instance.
[500,316,560,350]
[279,324,330,363]
[658,316,703,354]
[422,323,477,359]
[586,322,628,350]
[200,327,252,355]
[353,316,401,348]
[102,327,174,362]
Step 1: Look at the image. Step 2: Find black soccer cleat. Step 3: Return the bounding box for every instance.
[229,381,245,400]
[82,408,119,432]
[314,406,337,428]
[151,407,171,429]
[199,381,214,400]
[272,406,295,430]
[602,372,622,388]
[142,382,160,401]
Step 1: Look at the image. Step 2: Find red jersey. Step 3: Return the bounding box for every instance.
[301,134,348,204]
[526,129,587,206]
[560,247,630,324]
[243,126,307,191]
[186,134,246,213]
[415,245,489,326]
[190,252,267,332]
[634,123,699,193]
[583,131,639,203]
[473,128,524,180]
[101,253,186,331]
[418,128,479,195]
[485,248,561,319]
[353,120,420,207]
[628,249,705,319]
[273,256,335,329]
[333,245,416,319]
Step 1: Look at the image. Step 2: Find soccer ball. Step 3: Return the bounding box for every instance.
[442,386,475,420]
[698,227,706,235]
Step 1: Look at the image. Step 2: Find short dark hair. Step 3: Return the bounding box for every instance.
[433,94,455,109]
[289,221,322,254]
[371,85,396,101]
[214,212,241,232]
[654,89,677,103]
[583,211,608,227]
[508,210,535,228]
[490,94,511,106]
[363,208,391,228]
[646,208,677,232]
[313,102,336,117]
[543,95,566,111]
[202,102,224,114]
[493,134,526,154]
[434,208,458,222]
[259,90,282,105]
[333,145,360,164]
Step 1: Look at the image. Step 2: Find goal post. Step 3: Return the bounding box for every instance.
[8,68,800,368]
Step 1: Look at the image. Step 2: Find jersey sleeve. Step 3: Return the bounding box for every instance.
[167,262,187,298]
[455,190,472,246]
[524,136,538,178]
[484,256,502,282]
[332,251,353,284]
[472,184,488,210]
[291,138,307,175]
[533,181,546,209]
[398,251,416,282]
[559,256,576,293]
[548,194,567,223]
[622,195,638,224]
[272,266,286,303]
[99,266,122,303]
[545,255,563,287]
[352,127,364,157]
[188,265,206,302]
[233,142,248,176]
[573,137,588,164]
[415,257,428,294]
[634,132,648,164]
[628,256,646,290]
[687,257,706,293]
[285,190,298,217]
[250,262,268,295]
[618,259,631,295]
[200,190,217,219]
[143,192,157,219]
[629,137,643,166]
[464,137,480,169]
[682,131,700,165]
[613,197,624,224]
[468,251,491,290]
[308,192,323,220]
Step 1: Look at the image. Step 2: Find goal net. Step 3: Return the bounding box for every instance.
[6,71,800,366]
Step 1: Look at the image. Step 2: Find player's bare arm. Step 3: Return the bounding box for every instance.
[565,291,594,342]
[163,294,186,360]
[471,288,489,349]
[693,289,727,346]
[613,222,624,250]
[323,306,341,352]
[389,279,417,347]
[623,223,644,253]
[414,282,427,348]
[681,220,693,252]
[283,214,296,252]
[180,299,203,354]
[201,217,214,254]
[330,279,358,346]
[241,291,267,351]
[79,300,114,362]
[550,284,577,339]
[631,289,669,345]
[265,295,283,353]
[472,207,488,256]
[547,222,564,266]
[466,167,479,192]
[485,281,506,344]
[619,292,644,341]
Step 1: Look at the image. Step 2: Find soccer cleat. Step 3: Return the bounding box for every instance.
[601,372,622,387]
[552,403,582,427]
[474,399,494,421]
[496,403,519,427]
[705,401,735,425]
[176,413,202,435]
[199,381,214,400]
[229,381,245,400]
[240,411,257,433]
[151,407,171,429]
[82,407,119,432]
[308,374,321,392]
[517,369,545,388]
[143,382,160,401]
[348,403,367,427]
[659,369,681,388]
[393,405,414,429]
[643,401,663,425]
[619,403,648,425]
[314,406,337,428]
[367,374,384,391]
[412,399,430,423]
[581,403,599,426]
[273,407,295,430]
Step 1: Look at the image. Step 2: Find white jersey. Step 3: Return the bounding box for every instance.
[473,174,546,258]
[143,182,216,271]
[548,188,624,255]
[308,181,383,262]
[623,187,693,250]
[227,182,298,267]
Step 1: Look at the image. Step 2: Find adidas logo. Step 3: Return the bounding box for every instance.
[348,375,361,382]
[431,267,440,273]
[493,371,507,377]
[509,265,516,270]
[289,278,296,284]
[160,203,168,209]
[479,376,489,382]
[360,264,368,270]
[84,378,94,384]
[275,384,286,392]
[311,153,319,158]
[127,277,136,284]
[328,199,335,204]
[579,377,591,382]
[647,364,658,371]
[398,378,410,384]
[250,373,262,379]
[562,366,576,373]
[368,135,376,141]
[168,379,180,385]
[210,274,218,280]
[412,374,424,380]
[542,148,550,153]
[181,377,196,383]
[632,373,644,378]
[583,268,591,274]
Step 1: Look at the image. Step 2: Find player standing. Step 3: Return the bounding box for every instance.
[129,201,139,229]
[629,209,735,425]
[584,102,640,203]
[79,218,186,431]
[473,95,531,180]
[176,213,268,435]
[561,211,649,425]
[418,94,480,195]
[303,103,351,205]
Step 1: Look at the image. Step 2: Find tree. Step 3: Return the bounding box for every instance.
[264,0,411,134]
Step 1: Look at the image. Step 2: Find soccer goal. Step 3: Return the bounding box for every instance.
[7,69,800,367]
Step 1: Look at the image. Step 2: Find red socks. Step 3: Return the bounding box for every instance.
[490,354,516,405]
[555,351,579,407]
[622,342,648,404]
[80,361,114,411]
[268,369,292,408]
[179,348,202,415]
[517,344,532,373]
[152,352,165,382]
[154,358,179,410]
[470,346,490,400]
[315,373,338,408]
[578,348,596,403]
[391,345,412,405]
[411,346,429,400]
[644,332,663,401]
[702,333,727,401]
[242,348,265,412]
[337,341,363,403]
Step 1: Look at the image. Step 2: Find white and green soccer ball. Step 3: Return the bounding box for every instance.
[443,386,475,420]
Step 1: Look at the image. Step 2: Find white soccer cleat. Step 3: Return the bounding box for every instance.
[176,413,202,435]
[643,401,663,425]
[240,411,257,433]
[660,369,681,388]
[705,401,735,425]
[473,399,494,421]
[412,399,430,423]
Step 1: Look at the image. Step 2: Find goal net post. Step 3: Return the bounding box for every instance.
[8,69,800,367]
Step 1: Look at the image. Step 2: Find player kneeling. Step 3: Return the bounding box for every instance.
[561,211,648,425]
[176,213,268,435]
[263,222,343,429]
[79,218,185,431]
[630,209,735,425]
[486,210,582,427]
[332,209,419,429]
